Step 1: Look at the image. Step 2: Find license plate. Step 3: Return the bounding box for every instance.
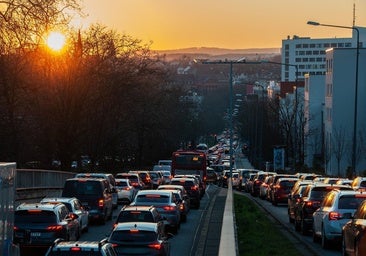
[31,232,41,237]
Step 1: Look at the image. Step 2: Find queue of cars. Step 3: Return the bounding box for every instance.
[13,162,204,255]
[239,170,366,254]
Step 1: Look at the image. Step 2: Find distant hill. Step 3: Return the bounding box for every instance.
[153,47,281,61]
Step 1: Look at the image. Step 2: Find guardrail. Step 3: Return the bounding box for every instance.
[16,169,75,205]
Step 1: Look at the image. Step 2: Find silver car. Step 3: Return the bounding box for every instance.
[115,178,136,204]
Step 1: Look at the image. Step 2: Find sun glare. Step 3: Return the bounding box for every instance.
[46,32,66,51]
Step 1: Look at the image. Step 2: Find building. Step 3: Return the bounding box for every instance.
[324,47,366,176]
[281,27,366,82]
[303,75,325,169]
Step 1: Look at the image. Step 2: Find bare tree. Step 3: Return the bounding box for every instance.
[332,126,346,176]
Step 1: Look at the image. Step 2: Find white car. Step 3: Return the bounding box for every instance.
[115,178,136,204]
[312,190,366,248]
[40,197,89,233]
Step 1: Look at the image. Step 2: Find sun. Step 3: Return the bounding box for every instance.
[46,31,66,51]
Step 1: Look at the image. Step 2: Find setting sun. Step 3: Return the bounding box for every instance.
[46,31,66,51]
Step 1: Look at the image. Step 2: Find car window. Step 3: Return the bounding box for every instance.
[135,194,170,203]
[63,180,102,196]
[117,211,154,222]
[338,196,366,209]
[48,251,103,256]
[15,210,57,223]
[110,230,156,243]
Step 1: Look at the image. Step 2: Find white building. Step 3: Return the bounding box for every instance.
[324,47,366,176]
[281,27,366,82]
[303,75,325,169]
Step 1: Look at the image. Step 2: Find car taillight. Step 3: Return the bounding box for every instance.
[112,244,119,247]
[113,223,117,229]
[13,226,19,231]
[329,211,342,220]
[148,243,161,250]
[70,247,81,251]
[179,204,184,210]
[191,185,198,191]
[47,225,63,231]
[123,187,131,191]
[98,199,104,207]
[163,206,176,211]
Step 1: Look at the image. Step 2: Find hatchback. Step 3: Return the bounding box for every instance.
[130,190,181,233]
[313,189,366,248]
[271,177,298,206]
[108,222,171,256]
[170,177,200,209]
[14,202,79,251]
[115,178,136,204]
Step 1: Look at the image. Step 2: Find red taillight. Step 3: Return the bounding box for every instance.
[113,223,117,229]
[112,244,119,247]
[98,199,104,207]
[148,243,161,250]
[47,225,63,231]
[179,204,184,210]
[123,187,131,191]
[191,185,199,191]
[329,211,342,220]
[70,247,81,251]
[163,206,176,211]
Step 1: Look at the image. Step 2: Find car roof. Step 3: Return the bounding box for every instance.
[40,197,78,204]
[16,202,64,211]
[158,184,185,190]
[121,205,156,211]
[113,222,158,232]
[136,190,172,196]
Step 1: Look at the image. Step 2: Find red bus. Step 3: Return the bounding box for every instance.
[171,150,207,183]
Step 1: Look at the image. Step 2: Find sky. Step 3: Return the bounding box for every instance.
[78,0,366,51]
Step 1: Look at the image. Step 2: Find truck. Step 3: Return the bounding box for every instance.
[0,162,20,256]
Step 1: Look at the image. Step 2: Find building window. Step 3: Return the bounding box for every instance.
[331,43,337,47]
[313,50,319,55]
[299,51,305,55]
[303,44,309,48]
[299,65,305,69]
[310,44,316,48]
[309,58,315,62]
[324,43,330,48]
[316,57,323,61]
[295,58,302,62]
[302,58,308,62]
[296,44,302,48]
[320,50,326,54]
[345,42,352,47]
[285,44,289,50]
[285,51,289,57]
[306,51,312,55]
[338,43,344,47]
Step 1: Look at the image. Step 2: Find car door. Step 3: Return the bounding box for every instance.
[74,199,88,230]
[313,191,334,237]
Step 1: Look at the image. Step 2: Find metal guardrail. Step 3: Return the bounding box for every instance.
[16,169,75,189]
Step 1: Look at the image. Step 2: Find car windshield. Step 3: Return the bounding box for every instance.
[15,210,57,223]
[117,211,154,222]
[338,196,366,209]
[63,180,102,196]
[110,230,156,243]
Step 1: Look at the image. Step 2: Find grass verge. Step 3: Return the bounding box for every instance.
[234,193,301,256]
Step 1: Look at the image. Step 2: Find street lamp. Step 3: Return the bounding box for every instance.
[261,60,299,169]
[307,20,359,177]
[198,59,260,179]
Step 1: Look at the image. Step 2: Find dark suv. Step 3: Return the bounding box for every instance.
[62,178,113,224]
[170,177,200,209]
[14,202,79,253]
[45,238,117,256]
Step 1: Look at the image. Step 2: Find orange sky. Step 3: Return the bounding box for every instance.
[78,0,366,50]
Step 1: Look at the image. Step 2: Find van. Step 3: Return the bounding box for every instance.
[62,178,113,224]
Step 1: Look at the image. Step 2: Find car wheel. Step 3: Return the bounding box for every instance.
[321,226,330,249]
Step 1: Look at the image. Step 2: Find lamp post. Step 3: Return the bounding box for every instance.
[307,20,359,177]
[261,60,299,170]
[198,59,260,179]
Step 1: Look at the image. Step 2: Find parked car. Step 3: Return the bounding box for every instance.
[130,190,181,233]
[40,197,89,233]
[62,177,113,224]
[108,222,171,256]
[271,177,298,206]
[294,183,353,234]
[313,189,366,248]
[115,178,136,204]
[342,199,366,256]
[45,238,117,256]
[14,202,79,251]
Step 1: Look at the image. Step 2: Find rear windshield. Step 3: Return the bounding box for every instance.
[170,180,195,188]
[280,180,296,188]
[116,180,128,187]
[110,230,156,243]
[15,210,57,223]
[135,194,169,204]
[117,211,154,222]
[48,252,102,256]
[63,180,102,197]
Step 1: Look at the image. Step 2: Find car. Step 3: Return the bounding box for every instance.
[161,170,172,184]
[13,202,80,251]
[231,172,241,189]
[129,170,153,189]
[287,180,313,223]
[45,238,117,256]
[75,173,118,210]
[157,184,191,210]
[113,205,166,231]
[174,174,206,198]
[170,177,200,209]
[268,173,297,202]
[149,171,164,188]
[312,189,366,248]
[351,176,366,191]
[294,183,353,235]
[259,175,273,200]
[162,189,189,222]
[251,171,276,197]
[114,178,136,204]
[206,167,218,184]
[40,197,89,233]
[130,190,181,233]
[115,172,145,190]
[108,222,171,256]
[342,199,366,256]
[62,177,113,224]
[158,160,172,166]
[271,177,298,206]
